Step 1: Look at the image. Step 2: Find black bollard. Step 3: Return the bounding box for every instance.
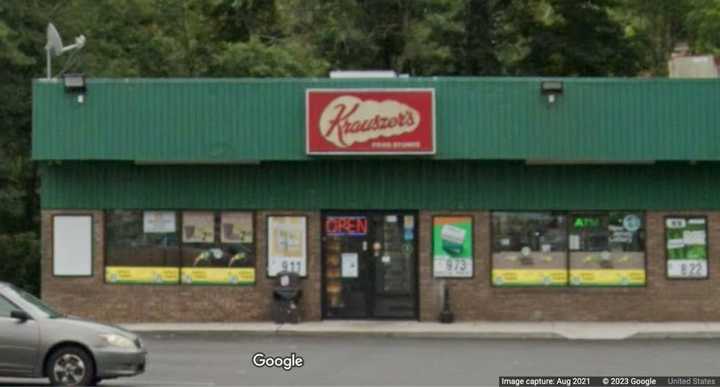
[439,282,455,323]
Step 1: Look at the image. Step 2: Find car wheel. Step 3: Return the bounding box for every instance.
[91,377,103,385]
[46,346,96,386]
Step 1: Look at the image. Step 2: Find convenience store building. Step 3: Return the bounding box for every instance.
[34,77,720,322]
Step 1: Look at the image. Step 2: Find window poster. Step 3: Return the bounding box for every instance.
[106,266,180,285]
[143,211,176,234]
[181,212,256,286]
[180,267,255,286]
[432,216,473,278]
[182,212,215,243]
[666,217,708,279]
[491,212,568,287]
[106,210,181,285]
[221,212,253,244]
[267,216,307,277]
[568,212,646,287]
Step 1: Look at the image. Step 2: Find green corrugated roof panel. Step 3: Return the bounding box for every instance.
[32,77,720,162]
[40,161,720,210]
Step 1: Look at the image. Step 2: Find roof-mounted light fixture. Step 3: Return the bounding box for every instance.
[63,73,86,92]
[540,80,564,104]
[63,73,86,103]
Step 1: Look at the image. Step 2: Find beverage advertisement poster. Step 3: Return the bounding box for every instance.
[182,212,215,243]
[221,212,253,243]
[432,216,473,278]
[666,217,708,279]
[267,216,307,277]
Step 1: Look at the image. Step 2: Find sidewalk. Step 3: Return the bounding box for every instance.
[121,321,720,340]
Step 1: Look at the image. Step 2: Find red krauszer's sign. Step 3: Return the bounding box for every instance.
[306,89,435,155]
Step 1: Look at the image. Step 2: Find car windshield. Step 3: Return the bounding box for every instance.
[12,286,64,318]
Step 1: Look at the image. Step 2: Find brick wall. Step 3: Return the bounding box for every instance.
[41,210,321,323]
[42,209,720,322]
[419,211,720,321]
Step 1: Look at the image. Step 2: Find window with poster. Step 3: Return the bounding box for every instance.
[666,216,708,279]
[491,212,568,287]
[267,215,307,277]
[105,210,181,284]
[568,212,645,287]
[180,211,256,286]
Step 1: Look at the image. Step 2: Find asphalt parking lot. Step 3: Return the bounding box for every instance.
[1,334,719,386]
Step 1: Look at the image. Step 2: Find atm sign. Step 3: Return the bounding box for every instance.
[326,216,368,237]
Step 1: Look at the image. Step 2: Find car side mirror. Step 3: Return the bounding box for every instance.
[10,310,31,322]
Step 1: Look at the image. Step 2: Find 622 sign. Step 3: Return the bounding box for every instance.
[666,216,708,279]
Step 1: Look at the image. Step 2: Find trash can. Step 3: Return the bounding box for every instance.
[271,272,302,324]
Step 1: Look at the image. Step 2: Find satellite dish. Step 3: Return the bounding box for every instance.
[46,23,64,56]
[44,22,86,79]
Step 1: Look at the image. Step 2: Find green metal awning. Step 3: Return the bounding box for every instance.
[32,77,720,162]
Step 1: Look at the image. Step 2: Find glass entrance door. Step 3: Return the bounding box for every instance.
[322,211,418,319]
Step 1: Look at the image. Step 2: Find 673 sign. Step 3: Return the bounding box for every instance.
[434,258,472,278]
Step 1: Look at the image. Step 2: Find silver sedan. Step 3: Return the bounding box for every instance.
[0,281,146,386]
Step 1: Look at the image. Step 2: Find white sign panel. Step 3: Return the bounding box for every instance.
[341,253,359,278]
[667,260,708,278]
[53,215,93,276]
[143,211,176,233]
[267,216,307,277]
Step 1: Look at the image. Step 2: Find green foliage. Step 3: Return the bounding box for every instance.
[686,0,720,56]
[0,232,41,296]
[212,37,328,76]
[514,0,642,76]
[617,0,693,75]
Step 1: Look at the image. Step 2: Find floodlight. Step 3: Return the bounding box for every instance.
[540,81,564,104]
[63,73,86,93]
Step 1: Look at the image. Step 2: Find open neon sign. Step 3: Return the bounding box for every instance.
[325,216,368,237]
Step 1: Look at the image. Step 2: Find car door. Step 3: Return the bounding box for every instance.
[0,295,40,377]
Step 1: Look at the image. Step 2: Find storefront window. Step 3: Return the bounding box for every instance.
[568,212,645,287]
[180,211,256,285]
[491,212,568,287]
[105,210,256,286]
[105,210,180,284]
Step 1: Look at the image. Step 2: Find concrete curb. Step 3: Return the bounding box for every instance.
[629,331,720,339]
[273,330,564,340]
[132,329,564,340]
[121,322,720,340]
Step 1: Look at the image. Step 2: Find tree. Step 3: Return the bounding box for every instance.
[457,0,505,75]
[619,0,692,75]
[0,1,47,294]
[515,0,642,76]
[686,0,720,56]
